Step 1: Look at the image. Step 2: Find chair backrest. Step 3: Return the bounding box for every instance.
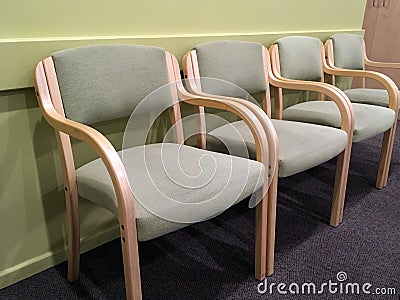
[52,45,174,125]
[330,34,364,70]
[193,40,268,97]
[275,36,323,81]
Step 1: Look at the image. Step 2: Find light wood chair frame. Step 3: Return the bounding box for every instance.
[324,39,399,189]
[34,49,279,300]
[183,44,354,232]
[268,43,354,225]
[325,37,400,88]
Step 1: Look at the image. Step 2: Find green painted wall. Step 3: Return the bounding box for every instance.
[1,0,365,38]
[0,0,367,288]
[0,0,366,90]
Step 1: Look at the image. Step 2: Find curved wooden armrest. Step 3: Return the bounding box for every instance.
[365,57,400,69]
[184,82,278,176]
[184,94,275,186]
[181,50,278,179]
[324,40,399,112]
[324,65,399,112]
[268,46,354,137]
[35,61,135,222]
[172,54,276,188]
[271,77,354,138]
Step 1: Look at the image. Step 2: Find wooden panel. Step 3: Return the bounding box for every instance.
[353,0,378,88]
[363,0,379,56]
[366,0,400,88]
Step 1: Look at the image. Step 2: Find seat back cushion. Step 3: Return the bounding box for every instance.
[194,40,267,98]
[275,36,322,81]
[52,45,171,124]
[330,34,364,70]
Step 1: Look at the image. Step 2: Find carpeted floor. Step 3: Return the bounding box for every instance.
[1,121,399,300]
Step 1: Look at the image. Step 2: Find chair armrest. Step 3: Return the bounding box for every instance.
[324,40,399,112]
[172,58,277,188]
[183,93,276,187]
[188,91,279,179]
[267,49,354,139]
[365,57,400,69]
[271,76,354,140]
[181,50,278,181]
[184,80,279,175]
[34,61,135,222]
[323,65,399,112]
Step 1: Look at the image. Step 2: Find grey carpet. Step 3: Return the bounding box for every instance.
[1,121,399,300]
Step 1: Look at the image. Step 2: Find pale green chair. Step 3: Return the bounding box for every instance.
[270,35,398,190]
[34,44,278,299]
[326,33,400,110]
[183,40,354,230]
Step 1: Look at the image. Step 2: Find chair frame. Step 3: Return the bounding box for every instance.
[268,43,354,225]
[183,44,354,233]
[325,37,400,88]
[34,48,278,299]
[324,38,399,189]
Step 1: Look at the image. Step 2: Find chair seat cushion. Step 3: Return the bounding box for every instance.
[76,143,264,241]
[344,88,400,108]
[208,119,348,178]
[282,101,395,142]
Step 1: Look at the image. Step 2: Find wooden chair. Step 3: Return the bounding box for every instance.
[182,40,354,232]
[326,33,400,109]
[270,35,398,189]
[34,44,279,299]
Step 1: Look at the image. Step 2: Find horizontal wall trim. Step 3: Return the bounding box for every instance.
[0,225,119,289]
[0,29,363,91]
[0,29,364,43]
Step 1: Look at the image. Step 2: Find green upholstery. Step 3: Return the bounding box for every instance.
[275,36,322,81]
[330,34,399,115]
[53,45,171,125]
[282,101,395,142]
[344,88,400,109]
[330,34,364,70]
[207,119,347,178]
[76,143,265,241]
[194,41,267,97]
[193,39,349,178]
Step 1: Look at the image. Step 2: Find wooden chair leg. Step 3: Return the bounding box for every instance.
[120,221,142,300]
[376,125,397,189]
[65,187,80,282]
[195,106,206,149]
[266,171,278,276]
[330,144,352,227]
[255,189,268,280]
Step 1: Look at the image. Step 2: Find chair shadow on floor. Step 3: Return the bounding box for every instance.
[49,121,400,299]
